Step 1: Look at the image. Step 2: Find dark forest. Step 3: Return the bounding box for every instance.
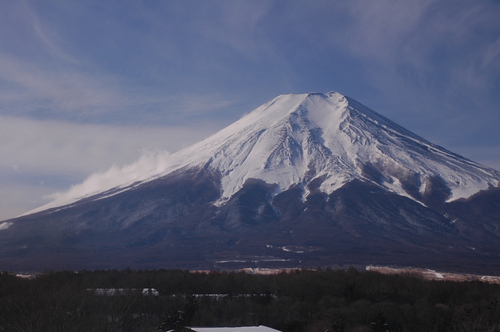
[1,268,499,331]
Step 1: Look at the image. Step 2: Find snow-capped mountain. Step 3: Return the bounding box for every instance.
[178,91,499,203]
[30,91,500,214]
[2,91,500,273]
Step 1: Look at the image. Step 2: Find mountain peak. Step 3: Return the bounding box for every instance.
[26,91,500,215]
[183,91,499,204]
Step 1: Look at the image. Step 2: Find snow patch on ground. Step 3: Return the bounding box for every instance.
[367,265,500,284]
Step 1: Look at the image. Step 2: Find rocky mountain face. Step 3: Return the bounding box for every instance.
[1,92,500,273]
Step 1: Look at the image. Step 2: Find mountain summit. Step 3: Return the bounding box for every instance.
[3,92,500,273]
[179,91,498,204]
[32,91,500,213]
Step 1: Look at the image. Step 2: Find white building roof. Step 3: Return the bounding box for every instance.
[188,326,281,332]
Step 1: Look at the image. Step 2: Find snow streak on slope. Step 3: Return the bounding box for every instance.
[25,91,500,215]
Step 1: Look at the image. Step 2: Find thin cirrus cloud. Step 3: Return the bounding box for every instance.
[317,1,500,105]
[0,57,126,116]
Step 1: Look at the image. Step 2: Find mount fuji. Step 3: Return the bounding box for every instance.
[2,92,500,273]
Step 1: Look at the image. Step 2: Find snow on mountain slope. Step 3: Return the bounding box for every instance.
[26,91,500,215]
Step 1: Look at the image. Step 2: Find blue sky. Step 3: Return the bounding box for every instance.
[1,0,499,220]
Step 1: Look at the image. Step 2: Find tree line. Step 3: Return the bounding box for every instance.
[1,267,499,331]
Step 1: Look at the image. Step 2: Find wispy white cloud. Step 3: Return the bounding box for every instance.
[0,1,242,124]
[0,1,74,63]
[338,1,500,95]
[197,1,273,59]
[0,115,217,175]
[0,115,220,220]
[0,55,122,115]
[33,149,175,214]
[0,53,240,125]
[21,0,79,64]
